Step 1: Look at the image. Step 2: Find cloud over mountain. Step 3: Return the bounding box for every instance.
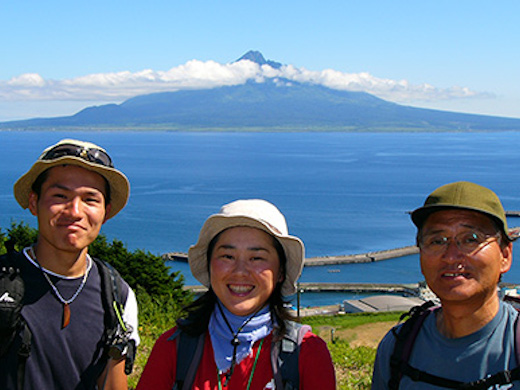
[0,52,491,105]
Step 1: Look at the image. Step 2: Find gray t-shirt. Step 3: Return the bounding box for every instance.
[372,301,519,389]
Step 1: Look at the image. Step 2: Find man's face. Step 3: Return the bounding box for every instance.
[419,209,512,305]
[28,165,111,255]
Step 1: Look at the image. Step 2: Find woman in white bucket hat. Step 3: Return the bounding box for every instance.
[138,199,335,390]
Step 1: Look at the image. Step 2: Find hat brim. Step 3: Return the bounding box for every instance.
[13,156,129,220]
[411,204,509,235]
[188,215,304,296]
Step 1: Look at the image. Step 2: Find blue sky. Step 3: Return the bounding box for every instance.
[1,0,519,121]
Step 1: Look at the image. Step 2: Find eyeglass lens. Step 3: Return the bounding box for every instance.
[420,231,497,255]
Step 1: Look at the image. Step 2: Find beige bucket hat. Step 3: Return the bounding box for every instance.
[13,139,130,219]
[188,199,305,296]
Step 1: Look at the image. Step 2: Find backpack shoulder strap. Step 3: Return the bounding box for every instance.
[515,307,520,365]
[169,327,206,390]
[271,321,311,390]
[92,257,136,375]
[92,257,122,330]
[388,300,437,390]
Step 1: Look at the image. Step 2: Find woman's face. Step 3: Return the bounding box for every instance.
[209,226,282,316]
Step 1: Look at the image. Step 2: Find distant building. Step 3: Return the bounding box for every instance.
[343,295,426,313]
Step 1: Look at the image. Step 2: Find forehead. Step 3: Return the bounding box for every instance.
[215,226,275,246]
[43,165,108,193]
[422,209,496,232]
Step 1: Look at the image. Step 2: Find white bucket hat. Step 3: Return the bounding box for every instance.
[13,139,130,219]
[188,199,305,296]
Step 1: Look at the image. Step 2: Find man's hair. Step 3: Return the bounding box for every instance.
[31,167,112,206]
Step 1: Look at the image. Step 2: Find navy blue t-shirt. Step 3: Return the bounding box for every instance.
[0,251,130,390]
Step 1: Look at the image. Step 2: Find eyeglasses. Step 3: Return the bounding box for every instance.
[419,230,500,256]
[41,143,114,168]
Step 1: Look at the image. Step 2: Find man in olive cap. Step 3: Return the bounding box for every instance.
[372,181,519,389]
[0,139,139,390]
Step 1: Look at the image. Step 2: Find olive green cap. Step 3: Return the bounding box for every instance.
[411,181,509,236]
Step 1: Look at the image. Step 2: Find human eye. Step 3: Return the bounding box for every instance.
[424,235,446,247]
[84,197,99,204]
[216,250,234,261]
[84,192,104,205]
[460,231,482,245]
[49,189,67,200]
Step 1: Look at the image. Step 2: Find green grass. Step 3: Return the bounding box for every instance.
[303,312,402,389]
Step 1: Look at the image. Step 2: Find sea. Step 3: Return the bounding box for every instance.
[2,130,520,307]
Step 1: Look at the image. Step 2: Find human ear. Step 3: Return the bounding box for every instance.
[102,204,112,223]
[500,242,513,274]
[28,192,39,216]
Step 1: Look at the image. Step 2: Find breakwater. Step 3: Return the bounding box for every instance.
[162,245,420,266]
[304,245,419,266]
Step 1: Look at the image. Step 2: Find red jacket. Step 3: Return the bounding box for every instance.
[137,326,336,390]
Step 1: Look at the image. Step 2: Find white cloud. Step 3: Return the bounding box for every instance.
[0,58,492,104]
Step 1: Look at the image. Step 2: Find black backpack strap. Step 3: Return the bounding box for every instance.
[16,323,32,390]
[169,328,206,390]
[271,321,311,390]
[93,258,135,375]
[388,300,437,390]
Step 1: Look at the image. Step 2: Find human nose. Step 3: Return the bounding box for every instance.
[65,197,82,218]
[231,256,250,274]
[442,238,465,260]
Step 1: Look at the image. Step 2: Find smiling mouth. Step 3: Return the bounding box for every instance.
[228,284,254,294]
[443,272,469,278]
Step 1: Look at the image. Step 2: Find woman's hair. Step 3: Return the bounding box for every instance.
[178,227,297,338]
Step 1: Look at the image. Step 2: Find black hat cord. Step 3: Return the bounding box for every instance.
[216,301,265,386]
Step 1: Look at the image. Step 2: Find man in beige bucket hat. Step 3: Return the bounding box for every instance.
[372,181,520,389]
[1,139,139,390]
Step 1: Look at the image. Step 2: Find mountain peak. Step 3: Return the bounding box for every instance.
[235,50,283,69]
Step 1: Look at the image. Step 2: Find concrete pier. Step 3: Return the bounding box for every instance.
[163,245,420,266]
[304,245,419,266]
[183,282,420,295]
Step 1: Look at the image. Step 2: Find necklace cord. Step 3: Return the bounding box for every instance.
[28,246,90,328]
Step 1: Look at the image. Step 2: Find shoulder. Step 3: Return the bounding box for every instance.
[501,300,520,319]
[137,327,181,390]
[0,251,27,268]
[146,327,180,367]
[296,327,336,389]
[90,257,131,299]
[300,330,328,350]
[153,327,181,349]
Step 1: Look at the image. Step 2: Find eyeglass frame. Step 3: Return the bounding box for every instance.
[41,143,114,168]
[417,229,502,256]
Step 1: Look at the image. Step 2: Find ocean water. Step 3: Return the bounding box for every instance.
[2,130,520,306]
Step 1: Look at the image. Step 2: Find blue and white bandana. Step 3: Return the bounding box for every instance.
[209,302,274,372]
